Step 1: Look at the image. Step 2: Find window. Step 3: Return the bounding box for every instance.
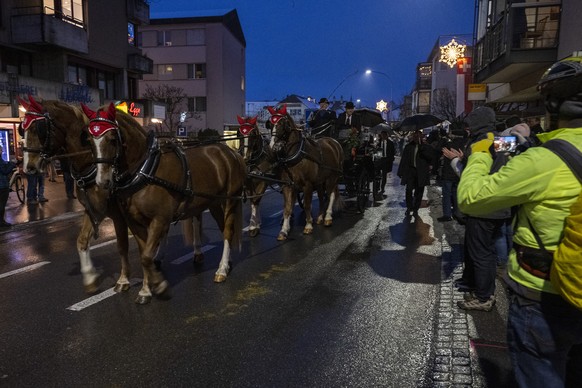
[188,97,207,112]
[128,23,136,46]
[97,71,115,100]
[44,0,85,26]
[158,30,172,46]
[158,65,173,80]
[187,63,206,79]
[67,64,86,84]
[186,29,205,45]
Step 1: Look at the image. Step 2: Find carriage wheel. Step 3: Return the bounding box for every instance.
[356,170,370,213]
[14,175,25,204]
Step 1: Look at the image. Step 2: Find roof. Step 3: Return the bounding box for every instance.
[150,9,246,47]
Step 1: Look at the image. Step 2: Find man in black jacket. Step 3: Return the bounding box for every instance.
[307,98,336,137]
[397,130,435,215]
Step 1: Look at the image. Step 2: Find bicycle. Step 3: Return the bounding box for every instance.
[9,167,26,204]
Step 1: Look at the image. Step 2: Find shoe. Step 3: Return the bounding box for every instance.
[38,197,48,202]
[27,200,38,205]
[437,216,453,222]
[457,295,496,312]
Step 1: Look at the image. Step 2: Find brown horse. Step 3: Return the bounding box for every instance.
[237,115,279,237]
[82,103,247,304]
[268,105,343,240]
[18,95,132,294]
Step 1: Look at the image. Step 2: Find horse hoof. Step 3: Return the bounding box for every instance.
[135,295,152,305]
[303,228,313,235]
[214,274,227,283]
[113,282,130,293]
[324,220,333,227]
[154,282,172,300]
[193,253,204,265]
[83,275,102,294]
[277,232,288,241]
[316,218,323,225]
[249,228,260,237]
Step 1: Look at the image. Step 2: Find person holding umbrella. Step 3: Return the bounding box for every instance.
[397,130,436,215]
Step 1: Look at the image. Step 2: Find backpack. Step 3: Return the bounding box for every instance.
[543,139,582,311]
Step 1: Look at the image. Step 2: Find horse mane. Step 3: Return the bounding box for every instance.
[113,109,148,137]
[42,100,88,128]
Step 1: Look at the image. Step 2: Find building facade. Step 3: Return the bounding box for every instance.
[0,0,153,158]
[139,9,246,136]
[473,0,580,122]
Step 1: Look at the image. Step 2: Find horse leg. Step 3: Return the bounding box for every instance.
[192,216,204,264]
[77,213,101,294]
[316,188,326,225]
[208,204,232,282]
[135,220,171,304]
[248,198,262,237]
[111,211,131,293]
[303,186,314,235]
[278,187,296,241]
[324,183,337,226]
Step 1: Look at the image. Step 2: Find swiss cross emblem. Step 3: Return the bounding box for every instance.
[457,57,472,74]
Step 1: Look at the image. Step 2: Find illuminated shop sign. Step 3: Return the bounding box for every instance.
[116,101,144,118]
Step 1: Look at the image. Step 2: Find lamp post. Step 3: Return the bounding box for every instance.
[328,69,359,100]
[365,69,393,120]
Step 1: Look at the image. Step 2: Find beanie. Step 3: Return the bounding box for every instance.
[464,107,496,133]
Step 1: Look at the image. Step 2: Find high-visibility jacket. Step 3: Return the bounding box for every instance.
[457,126,582,294]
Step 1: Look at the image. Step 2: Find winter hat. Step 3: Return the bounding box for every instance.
[501,123,531,137]
[464,107,496,133]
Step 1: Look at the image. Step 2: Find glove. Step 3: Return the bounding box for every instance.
[470,132,495,157]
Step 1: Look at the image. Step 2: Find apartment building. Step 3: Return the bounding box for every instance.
[139,9,246,136]
[0,0,153,157]
[473,0,581,121]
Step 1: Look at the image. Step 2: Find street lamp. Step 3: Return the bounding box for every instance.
[328,69,359,99]
[365,69,393,119]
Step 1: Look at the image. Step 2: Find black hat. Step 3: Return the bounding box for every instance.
[318,98,330,104]
[345,101,355,109]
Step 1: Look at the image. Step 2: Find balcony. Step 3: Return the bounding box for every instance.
[11,6,88,54]
[128,54,153,74]
[474,3,560,88]
[127,0,150,25]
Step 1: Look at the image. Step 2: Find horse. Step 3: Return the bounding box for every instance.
[268,105,344,240]
[82,103,247,304]
[17,95,132,294]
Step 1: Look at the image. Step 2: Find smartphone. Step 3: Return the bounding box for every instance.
[494,136,517,153]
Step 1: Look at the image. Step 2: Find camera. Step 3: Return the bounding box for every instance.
[494,136,517,153]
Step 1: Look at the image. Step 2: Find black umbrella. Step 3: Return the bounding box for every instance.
[354,108,385,128]
[394,114,444,132]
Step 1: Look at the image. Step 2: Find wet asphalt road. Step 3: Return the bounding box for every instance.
[0,174,473,387]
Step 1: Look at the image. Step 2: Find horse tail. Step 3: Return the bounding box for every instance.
[333,185,345,212]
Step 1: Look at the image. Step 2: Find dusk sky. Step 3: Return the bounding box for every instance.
[149,0,475,107]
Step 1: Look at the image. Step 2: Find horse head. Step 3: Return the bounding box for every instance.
[237,115,264,163]
[18,95,85,174]
[268,104,300,156]
[81,102,122,191]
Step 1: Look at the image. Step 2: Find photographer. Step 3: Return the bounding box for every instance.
[456,56,582,386]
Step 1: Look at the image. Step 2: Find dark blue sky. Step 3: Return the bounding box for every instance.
[149,0,475,107]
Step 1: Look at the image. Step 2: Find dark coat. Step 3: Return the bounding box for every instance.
[440,136,466,182]
[397,141,435,187]
[336,112,362,133]
[308,109,336,130]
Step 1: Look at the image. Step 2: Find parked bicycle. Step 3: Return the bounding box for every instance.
[9,168,25,204]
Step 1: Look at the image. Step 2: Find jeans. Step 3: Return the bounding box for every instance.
[441,180,458,218]
[507,292,582,388]
[26,173,38,200]
[494,219,513,266]
[464,216,504,301]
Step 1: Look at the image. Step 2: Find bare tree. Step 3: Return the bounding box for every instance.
[431,88,460,125]
[142,84,187,133]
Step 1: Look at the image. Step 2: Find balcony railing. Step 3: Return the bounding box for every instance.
[127,0,149,24]
[128,54,153,74]
[474,4,560,73]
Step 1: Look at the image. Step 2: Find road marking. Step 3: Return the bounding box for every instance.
[171,245,216,265]
[0,261,51,279]
[66,278,142,311]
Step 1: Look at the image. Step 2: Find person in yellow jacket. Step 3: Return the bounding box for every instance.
[455,55,582,387]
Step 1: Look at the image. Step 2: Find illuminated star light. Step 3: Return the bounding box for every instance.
[439,39,466,68]
[376,100,388,112]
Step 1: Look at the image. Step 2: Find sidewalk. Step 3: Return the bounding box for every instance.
[3,174,85,228]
